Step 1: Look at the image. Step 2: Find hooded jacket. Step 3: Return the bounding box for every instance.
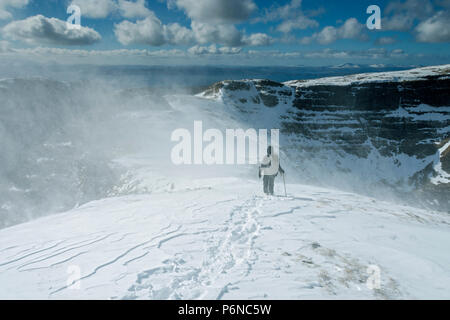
[260,152,280,176]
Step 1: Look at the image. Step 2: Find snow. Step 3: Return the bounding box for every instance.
[0,177,449,300]
[1,66,449,300]
[431,141,450,185]
[439,141,450,155]
[388,105,449,122]
[406,104,450,113]
[284,64,450,87]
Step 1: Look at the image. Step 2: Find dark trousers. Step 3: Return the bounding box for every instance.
[263,175,276,195]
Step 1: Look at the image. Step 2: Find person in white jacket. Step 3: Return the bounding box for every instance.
[259,146,285,195]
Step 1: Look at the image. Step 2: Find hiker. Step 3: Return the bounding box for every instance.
[259,146,285,196]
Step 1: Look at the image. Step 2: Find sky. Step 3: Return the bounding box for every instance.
[0,0,449,66]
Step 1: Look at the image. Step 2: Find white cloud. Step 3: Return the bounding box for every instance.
[339,18,367,40]
[415,11,450,42]
[300,48,409,60]
[0,46,191,66]
[383,14,416,31]
[276,15,318,33]
[188,44,241,55]
[312,26,338,45]
[190,21,242,46]
[302,48,350,59]
[4,46,186,57]
[0,45,240,58]
[255,0,302,22]
[70,0,154,19]
[302,18,368,45]
[242,33,273,46]
[217,46,242,54]
[164,23,195,45]
[114,14,195,46]
[0,40,11,52]
[381,0,450,43]
[113,1,272,48]
[118,0,153,19]
[0,0,29,20]
[383,0,435,31]
[234,48,412,62]
[0,44,425,67]
[254,0,318,33]
[375,37,397,45]
[171,0,257,23]
[114,14,167,46]
[70,0,117,19]
[2,15,101,45]
[114,13,272,48]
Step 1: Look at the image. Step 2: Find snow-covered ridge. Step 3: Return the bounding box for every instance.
[0,71,449,300]
[1,179,449,299]
[284,64,450,87]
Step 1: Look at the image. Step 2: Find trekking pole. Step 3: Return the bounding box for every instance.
[282,173,287,197]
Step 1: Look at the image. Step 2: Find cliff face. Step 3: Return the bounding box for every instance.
[288,76,450,158]
[200,65,450,212]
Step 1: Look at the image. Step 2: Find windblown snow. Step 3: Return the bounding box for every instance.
[0,66,449,300]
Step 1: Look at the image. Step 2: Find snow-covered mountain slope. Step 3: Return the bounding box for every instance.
[1,178,449,300]
[285,64,450,87]
[199,65,450,212]
[1,65,449,300]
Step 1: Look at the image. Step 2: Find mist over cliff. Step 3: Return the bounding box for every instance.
[1,65,450,300]
[1,64,449,229]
